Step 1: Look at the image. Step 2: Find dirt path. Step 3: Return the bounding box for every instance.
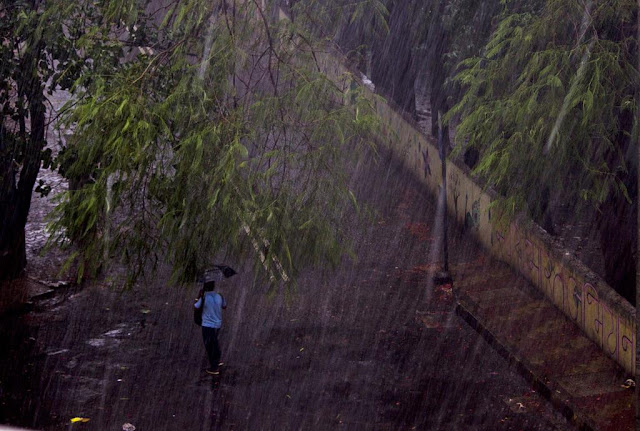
[0,146,574,430]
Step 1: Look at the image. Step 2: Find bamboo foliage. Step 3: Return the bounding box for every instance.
[447,0,639,220]
[42,0,380,286]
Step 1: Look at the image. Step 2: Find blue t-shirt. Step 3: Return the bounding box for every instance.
[194,292,226,328]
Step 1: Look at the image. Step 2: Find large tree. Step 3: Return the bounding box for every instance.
[448,0,639,301]
[1,0,381,285]
[0,0,72,278]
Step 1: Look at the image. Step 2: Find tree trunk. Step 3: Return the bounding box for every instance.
[598,194,636,304]
[0,54,46,280]
[0,124,26,277]
[635,1,639,429]
[370,1,420,115]
[0,192,28,278]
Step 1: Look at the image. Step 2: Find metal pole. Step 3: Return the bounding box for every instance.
[434,111,452,285]
[439,113,449,273]
[635,1,640,429]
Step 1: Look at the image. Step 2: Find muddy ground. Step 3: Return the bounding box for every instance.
[0,145,574,430]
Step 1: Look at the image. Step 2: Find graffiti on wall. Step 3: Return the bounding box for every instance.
[421,146,432,178]
[463,194,480,231]
[448,171,460,220]
[491,224,635,373]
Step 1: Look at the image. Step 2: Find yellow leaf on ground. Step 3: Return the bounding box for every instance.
[70,417,90,423]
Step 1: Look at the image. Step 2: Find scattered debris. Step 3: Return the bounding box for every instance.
[622,379,635,389]
[28,277,71,289]
[70,417,90,423]
[504,397,526,413]
[415,311,457,329]
[86,338,107,348]
[104,328,124,337]
[30,289,55,301]
[46,348,69,356]
[360,73,375,92]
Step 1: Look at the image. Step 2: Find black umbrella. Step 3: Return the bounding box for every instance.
[198,265,237,283]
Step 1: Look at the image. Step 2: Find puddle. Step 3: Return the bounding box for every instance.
[85,323,134,348]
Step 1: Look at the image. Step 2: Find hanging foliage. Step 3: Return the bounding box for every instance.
[41,0,381,286]
[447,0,639,221]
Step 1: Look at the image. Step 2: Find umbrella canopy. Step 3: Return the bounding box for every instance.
[198,265,237,283]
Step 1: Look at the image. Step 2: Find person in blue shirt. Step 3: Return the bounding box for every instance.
[194,280,227,375]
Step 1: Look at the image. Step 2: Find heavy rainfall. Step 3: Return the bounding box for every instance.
[0,1,638,430]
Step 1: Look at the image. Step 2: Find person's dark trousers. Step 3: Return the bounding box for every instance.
[202,326,221,370]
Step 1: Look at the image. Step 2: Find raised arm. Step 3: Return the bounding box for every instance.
[194,289,204,308]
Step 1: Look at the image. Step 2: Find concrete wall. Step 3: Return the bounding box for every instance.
[314,49,636,375]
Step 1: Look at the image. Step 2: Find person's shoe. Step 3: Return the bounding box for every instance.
[218,362,225,367]
[206,368,220,375]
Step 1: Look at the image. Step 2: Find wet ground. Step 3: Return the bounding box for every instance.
[0,140,576,430]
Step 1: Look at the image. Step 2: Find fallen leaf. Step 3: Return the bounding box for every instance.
[70,417,90,423]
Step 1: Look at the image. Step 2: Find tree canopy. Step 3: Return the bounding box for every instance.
[1,0,381,286]
[444,0,639,301]
[447,0,639,221]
